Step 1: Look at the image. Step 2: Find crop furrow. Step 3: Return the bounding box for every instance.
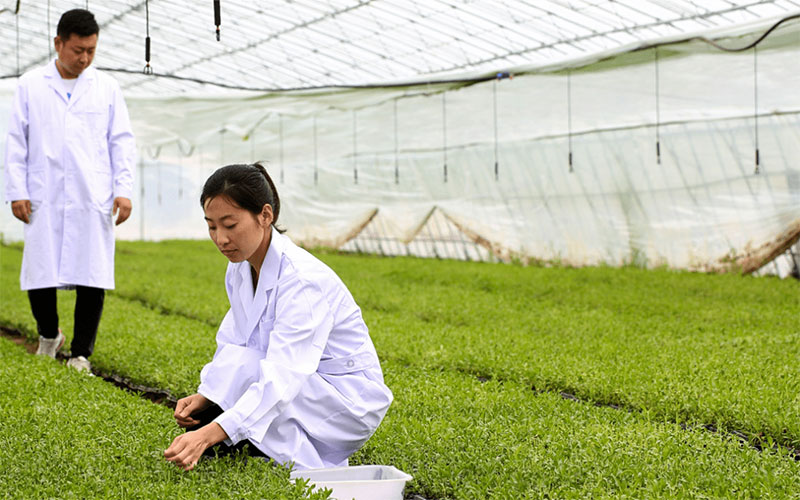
[108,290,219,327]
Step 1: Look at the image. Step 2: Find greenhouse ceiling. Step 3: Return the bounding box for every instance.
[1,0,799,95]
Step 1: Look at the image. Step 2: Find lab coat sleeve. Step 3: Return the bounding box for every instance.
[213,270,334,445]
[209,309,237,358]
[107,80,135,200]
[197,309,240,404]
[4,80,30,202]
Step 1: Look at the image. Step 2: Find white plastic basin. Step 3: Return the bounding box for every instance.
[290,465,413,500]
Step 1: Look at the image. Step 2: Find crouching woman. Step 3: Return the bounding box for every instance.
[164,163,392,471]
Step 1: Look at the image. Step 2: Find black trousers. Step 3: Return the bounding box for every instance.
[27,286,105,358]
[187,403,269,459]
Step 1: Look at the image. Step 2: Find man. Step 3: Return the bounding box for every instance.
[4,9,136,373]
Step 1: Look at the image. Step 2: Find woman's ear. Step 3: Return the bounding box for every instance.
[261,204,274,227]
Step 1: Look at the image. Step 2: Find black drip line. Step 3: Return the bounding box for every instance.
[442,92,447,183]
[279,114,284,184]
[654,46,661,165]
[139,157,145,207]
[47,0,51,60]
[157,161,162,205]
[213,0,221,41]
[393,99,399,185]
[493,79,499,180]
[219,128,224,164]
[754,45,760,175]
[177,148,183,199]
[143,0,152,75]
[313,115,318,186]
[174,140,195,200]
[15,3,20,77]
[352,109,358,185]
[567,70,573,173]
[250,128,255,163]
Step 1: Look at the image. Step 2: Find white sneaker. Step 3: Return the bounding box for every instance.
[36,330,65,358]
[67,355,93,375]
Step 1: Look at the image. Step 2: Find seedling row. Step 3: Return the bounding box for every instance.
[2,242,800,498]
[108,241,800,448]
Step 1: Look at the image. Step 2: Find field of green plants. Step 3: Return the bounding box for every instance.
[1,240,799,499]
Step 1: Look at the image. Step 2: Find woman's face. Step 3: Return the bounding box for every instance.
[203,196,272,263]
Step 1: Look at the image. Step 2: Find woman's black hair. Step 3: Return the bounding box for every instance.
[57,9,100,39]
[201,163,285,233]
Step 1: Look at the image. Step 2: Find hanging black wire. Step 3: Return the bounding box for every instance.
[157,163,162,205]
[213,0,221,41]
[442,93,447,183]
[493,72,509,179]
[352,109,358,185]
[394,99,399,185]
[313,115,318,186]
[492,79,499,180]
[47,0,52,60]
[219,128,225,164]
[177,147,184,199]
[143,0,153,74]
[15,3,20,77]
[567,70,573,173]
[654,46,661,165]
[250,128,255,162]
[279,114,284,183]
[753,45,760,175]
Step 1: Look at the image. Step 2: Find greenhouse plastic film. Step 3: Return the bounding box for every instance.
[1,19,799,276]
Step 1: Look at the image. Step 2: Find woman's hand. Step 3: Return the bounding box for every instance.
[164,423,228,471]
[173,393,212,428]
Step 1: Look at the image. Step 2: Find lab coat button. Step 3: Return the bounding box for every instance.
[346,360,355,368]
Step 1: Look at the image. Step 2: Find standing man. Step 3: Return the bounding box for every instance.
[4,9,136,373]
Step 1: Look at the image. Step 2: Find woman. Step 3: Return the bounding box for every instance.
[164,163,392,471]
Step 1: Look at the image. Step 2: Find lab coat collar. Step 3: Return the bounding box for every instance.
[236,227,287,337]
[43,59,96,106]
[44,60,65,102]
[69,65,96,107]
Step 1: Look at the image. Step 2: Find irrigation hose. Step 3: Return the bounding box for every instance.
[693,13,800,52]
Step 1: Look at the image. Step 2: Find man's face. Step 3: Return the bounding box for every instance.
[54,33,97,79]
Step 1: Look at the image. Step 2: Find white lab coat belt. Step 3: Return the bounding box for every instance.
[317,349,378,375]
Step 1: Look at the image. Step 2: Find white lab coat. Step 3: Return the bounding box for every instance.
[4,61,135,290]
[198,228,393,470]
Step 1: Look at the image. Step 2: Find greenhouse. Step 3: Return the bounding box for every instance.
[1,1,799,499]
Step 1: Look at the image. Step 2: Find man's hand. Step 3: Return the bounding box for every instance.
[164,423,228,471]
[112,197,132,226]
[173,393,212,428]
[11,200,32,224]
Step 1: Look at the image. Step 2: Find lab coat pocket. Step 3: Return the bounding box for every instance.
[76,109,108,162]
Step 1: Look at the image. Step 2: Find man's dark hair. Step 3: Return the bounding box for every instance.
[57,9,99,39]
